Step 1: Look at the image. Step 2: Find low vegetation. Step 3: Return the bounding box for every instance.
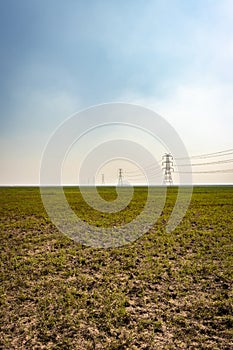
[0,186,232,349]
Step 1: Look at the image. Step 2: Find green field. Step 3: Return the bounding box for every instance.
[1,186,233,349]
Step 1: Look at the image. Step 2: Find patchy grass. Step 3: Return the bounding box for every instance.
[0,186,233,349]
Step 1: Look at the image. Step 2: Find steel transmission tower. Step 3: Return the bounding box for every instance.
[101,173,105,185]
[118,168,123,186]
[162,154,174,185]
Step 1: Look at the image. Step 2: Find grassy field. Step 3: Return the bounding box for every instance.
[0,186,233,349]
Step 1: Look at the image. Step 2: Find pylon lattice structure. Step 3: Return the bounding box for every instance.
[118,168,123,186]
[162,153,174,185]
[101,174,105,185]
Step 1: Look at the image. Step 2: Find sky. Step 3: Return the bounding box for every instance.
[1,0,233,185]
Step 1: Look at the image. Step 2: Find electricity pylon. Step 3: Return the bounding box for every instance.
[101,174,105,185]
[118,168,123,186]
[162,153,174,185]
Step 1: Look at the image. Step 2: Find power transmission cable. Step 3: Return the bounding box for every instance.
[176,148,233,160]
[126,164,161,174]
[178,158,233,167]
[126,149,233,172]
[101,148,233,185]
[174,169,233,174]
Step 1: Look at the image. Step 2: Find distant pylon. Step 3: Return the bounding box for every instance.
[101,173,105,185]
[118,168,123,186]
[162,153,174,185]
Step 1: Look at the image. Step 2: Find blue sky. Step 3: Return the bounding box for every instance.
[1,0,233,184]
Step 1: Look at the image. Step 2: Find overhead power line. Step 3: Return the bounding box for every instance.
[178,158,233,167]
[176,148,233,160]
[101,148,233,185]
[126,164,161,174]
[195,151,233,159]
[175,169,233,174]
